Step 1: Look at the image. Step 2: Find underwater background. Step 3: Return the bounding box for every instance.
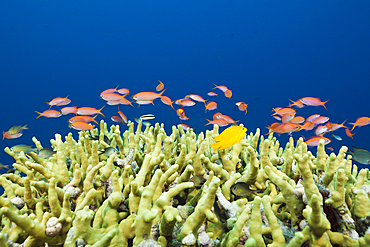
[0,0,369,177]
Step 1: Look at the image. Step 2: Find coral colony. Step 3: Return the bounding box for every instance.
[1,119,370,247]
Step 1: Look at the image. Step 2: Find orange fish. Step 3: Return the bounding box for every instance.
[271,107,282,113]
[207,92,218,97]
[204,118,230,127]
[69,122,95,131]
[106,100,120,106]
[179,123,191,130]
[176,107,189,120]
[132,89,166,101]
[179,115,189,121]
[306,114,321,122]
[77,106,105,117]
[281,113,296,123]
[117,88,130,95]
[345,128,355,139]
[160,96,175,110]
[290,116,305,124]
[300,121,315,131]
[272,108,296,116]
[156,80,164,91]
[68,115,98,125]
[300,97,329,111]
[314,125,329,136]
[213,113,239,125]
[312,116,329,125]
[349,117,370,131]
[101,92,124,101]
[266,122,301,134]
[135,100,155,106]
[61,106,78,115]
[236,102,248,114]
[119,98,134,107]
[213,84,228,92]
[111,116,124,123]
[224,89,232,99]
[2,131,23,140]
[175,98,196,107]
[35,109,62,119]
[213,112,223,119]
[187,94,207,105]
[46,96,71,108]
[325,120,347,132]
[304,136,331,146]
[288,99,304,108]
[100,86,119,97]
[117,110,128,124]
[205,101,217,112]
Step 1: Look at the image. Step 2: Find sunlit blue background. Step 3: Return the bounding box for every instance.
[1,0,369,175]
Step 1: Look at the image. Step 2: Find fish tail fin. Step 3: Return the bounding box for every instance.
[212,83,218,89]
[98,106,105,117]
[350,125,356,131]
[35,111,42,119]
[159,88,167,96]
[2,131,5,140]
[211,142,221,151]
[204,119,211,126]
[323,100,329,110]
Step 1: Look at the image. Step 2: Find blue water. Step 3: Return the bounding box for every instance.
[1,0,369,174]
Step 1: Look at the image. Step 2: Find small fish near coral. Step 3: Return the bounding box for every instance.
[211,125,247,150]
[347,146,370,165]
[231,182,260,196]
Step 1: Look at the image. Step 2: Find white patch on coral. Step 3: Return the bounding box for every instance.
[182,232,196,246]
[10,197,25,209]
[45,217,62,237]
[63,184,81,199]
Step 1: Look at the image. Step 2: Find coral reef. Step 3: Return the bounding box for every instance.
[1,119,370,246]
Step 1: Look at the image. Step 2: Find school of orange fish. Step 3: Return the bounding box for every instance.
[3,80,370,150]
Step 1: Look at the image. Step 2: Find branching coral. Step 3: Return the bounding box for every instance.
[2,121,370,247]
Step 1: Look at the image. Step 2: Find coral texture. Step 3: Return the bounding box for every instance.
[1,120,370,247]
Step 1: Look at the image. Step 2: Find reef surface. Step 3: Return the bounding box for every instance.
[1,120,370,247]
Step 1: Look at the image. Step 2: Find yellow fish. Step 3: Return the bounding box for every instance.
[211,125,247,150]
